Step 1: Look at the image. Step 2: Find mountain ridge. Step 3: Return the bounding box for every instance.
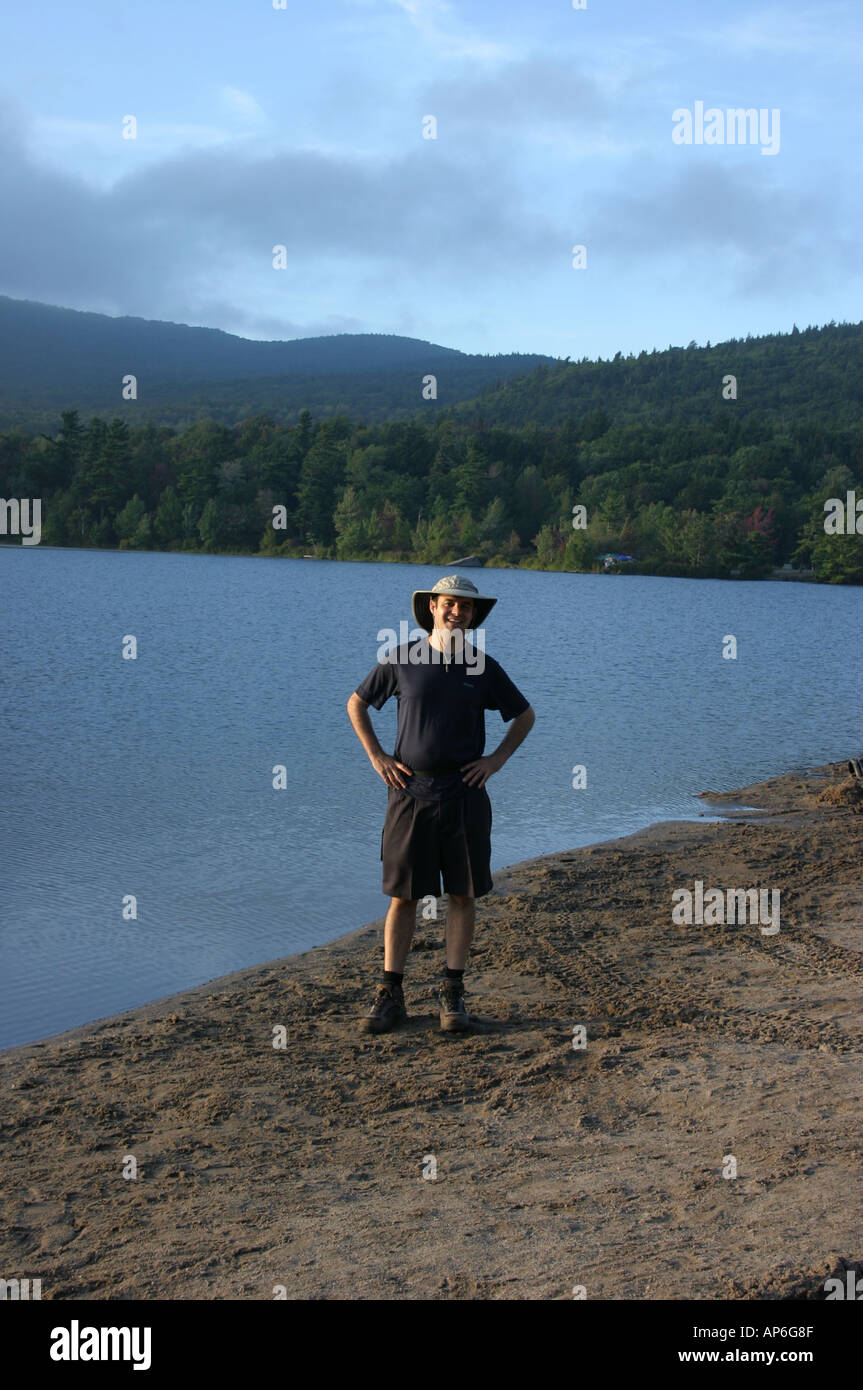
[0,294,553,431]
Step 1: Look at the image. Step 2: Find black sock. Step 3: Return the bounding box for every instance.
[444,967,464,981]
[383,970,403,988]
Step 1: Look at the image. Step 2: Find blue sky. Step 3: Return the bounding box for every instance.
[0,0,860,357]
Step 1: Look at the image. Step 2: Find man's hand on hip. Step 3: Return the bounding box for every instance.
[372,753,413,789]
[460,752,504,788]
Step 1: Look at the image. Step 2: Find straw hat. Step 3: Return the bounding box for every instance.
[411,574,497,633]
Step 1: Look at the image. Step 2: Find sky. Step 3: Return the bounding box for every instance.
[0,0,860,359]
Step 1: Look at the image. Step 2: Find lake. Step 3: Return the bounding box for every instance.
[1,545,861,1049]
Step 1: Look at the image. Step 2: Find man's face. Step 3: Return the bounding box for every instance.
[430,594,475,631]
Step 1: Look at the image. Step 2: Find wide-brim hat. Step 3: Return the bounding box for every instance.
[411,574,497,633]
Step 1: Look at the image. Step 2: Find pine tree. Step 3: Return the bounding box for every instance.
[153,485,183,547]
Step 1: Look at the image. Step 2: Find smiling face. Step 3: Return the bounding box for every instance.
[430,593,476,632]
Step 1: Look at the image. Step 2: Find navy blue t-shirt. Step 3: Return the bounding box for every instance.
[354,636,529,799]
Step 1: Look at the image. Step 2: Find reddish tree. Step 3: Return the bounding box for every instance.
[744,505,776,539]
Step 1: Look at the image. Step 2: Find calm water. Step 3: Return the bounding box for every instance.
[1,546,861,1050]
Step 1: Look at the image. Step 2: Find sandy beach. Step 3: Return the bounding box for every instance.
[2,759,861,1301]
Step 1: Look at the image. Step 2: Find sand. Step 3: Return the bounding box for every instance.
[1,760,861,1301]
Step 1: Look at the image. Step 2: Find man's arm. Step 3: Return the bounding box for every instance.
[347,692,413,789]
[461,704,535,788]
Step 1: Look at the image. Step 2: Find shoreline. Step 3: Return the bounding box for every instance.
[0,543,831,583]
[0,776,826,1061]
[1,757,861,1299]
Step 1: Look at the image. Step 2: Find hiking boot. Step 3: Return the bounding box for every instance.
[438,979,471,1033]
[359,983,407,1035]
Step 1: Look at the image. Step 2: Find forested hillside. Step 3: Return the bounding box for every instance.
[449,321,863,430]
[2,317,861,584]
[0,296,551,432]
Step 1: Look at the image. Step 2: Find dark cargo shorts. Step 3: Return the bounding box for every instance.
[381,783,493,900]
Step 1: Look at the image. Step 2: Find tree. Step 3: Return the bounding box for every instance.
[255,431,303,502]
[73,417,123,522]
[296,409,313,457]
[677,511,713,572]
[174,420,233,510]
[181,500,201,547]
[40,488,74,546]
[115,493,149,546]
[378,499,412,553]
[580,407,610,441]
[49,409,85,491]
[412,498,457,564]
[153,485,183,547]
[452,505,481,556]
[216,457,248,502]
[197,497,229,552]
[101,419,132,511]
[363,508,385,553]
[564,528,594,570]
[513,465,551,545]
[738,529,776,578]
[532,523,565,569]
[334,486,366,558]
[451,437,487,514]
[478,496,511,549]
[595,486,627,534]
[235,413,274,454]
[794,509,863,583]
[296,433,346,543]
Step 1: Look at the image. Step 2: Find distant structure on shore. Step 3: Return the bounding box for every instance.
[598,552,637,572]
[767,563,816,582]
[446,554,484,567]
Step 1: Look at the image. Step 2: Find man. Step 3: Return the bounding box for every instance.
[347,574,535,1036]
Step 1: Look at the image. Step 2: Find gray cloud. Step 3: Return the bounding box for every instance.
[167,297,371,341]
[585,158,857,295]
[0,95,559,329]
[111,140,554,263]
[421,55,605,126]
[0,79,855,339]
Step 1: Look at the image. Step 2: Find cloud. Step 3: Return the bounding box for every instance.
[0,92,558,330]
[0,53,856,345]
[105,140,557,268]
[414,49,678,163]
[586,158,858,295]
[382,0,514,60]
[423,55,605,126]
[164,298,370,341]
[690,2,863,60]
[220,86,268,126]
[29,117,238,176]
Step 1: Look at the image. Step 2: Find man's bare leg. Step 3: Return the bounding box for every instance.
[359,897,416,1033]
[384,896,418,973]
[445,893,475,970]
